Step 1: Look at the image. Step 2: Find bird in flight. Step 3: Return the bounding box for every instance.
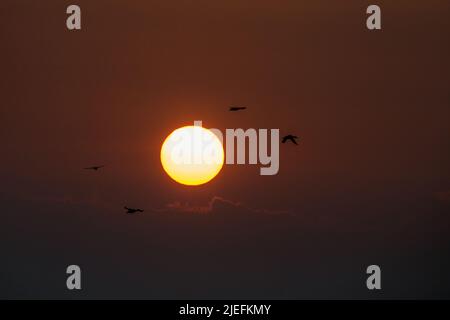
[84,165,105,171]
[229,106,247,111]
[282,135,299,145]
[124,206,144,214]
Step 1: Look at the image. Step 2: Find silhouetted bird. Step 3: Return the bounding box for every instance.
[229,106,247,111]
[124,206,144,214]
[84,165,105,171]
[282,135,299,145]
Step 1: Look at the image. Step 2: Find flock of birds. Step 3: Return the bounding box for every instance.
[229,106,300,145]
[83,166,145,214]
[84,106,301,215]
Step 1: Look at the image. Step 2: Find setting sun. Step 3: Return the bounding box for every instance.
[160,126,224,186]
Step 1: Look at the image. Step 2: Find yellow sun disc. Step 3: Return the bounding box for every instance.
[160,126,224,186]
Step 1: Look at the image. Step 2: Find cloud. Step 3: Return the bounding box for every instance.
[29,193,293,217]
[164,196,238,214]
[156,195,292,216]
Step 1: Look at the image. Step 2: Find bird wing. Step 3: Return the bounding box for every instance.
[84,165,104,170]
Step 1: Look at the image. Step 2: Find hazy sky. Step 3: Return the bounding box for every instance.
[1,0,450,299]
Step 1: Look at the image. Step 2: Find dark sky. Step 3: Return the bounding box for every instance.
[1,0,450,299]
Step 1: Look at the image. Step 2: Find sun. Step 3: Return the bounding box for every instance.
[161,126,224,186]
